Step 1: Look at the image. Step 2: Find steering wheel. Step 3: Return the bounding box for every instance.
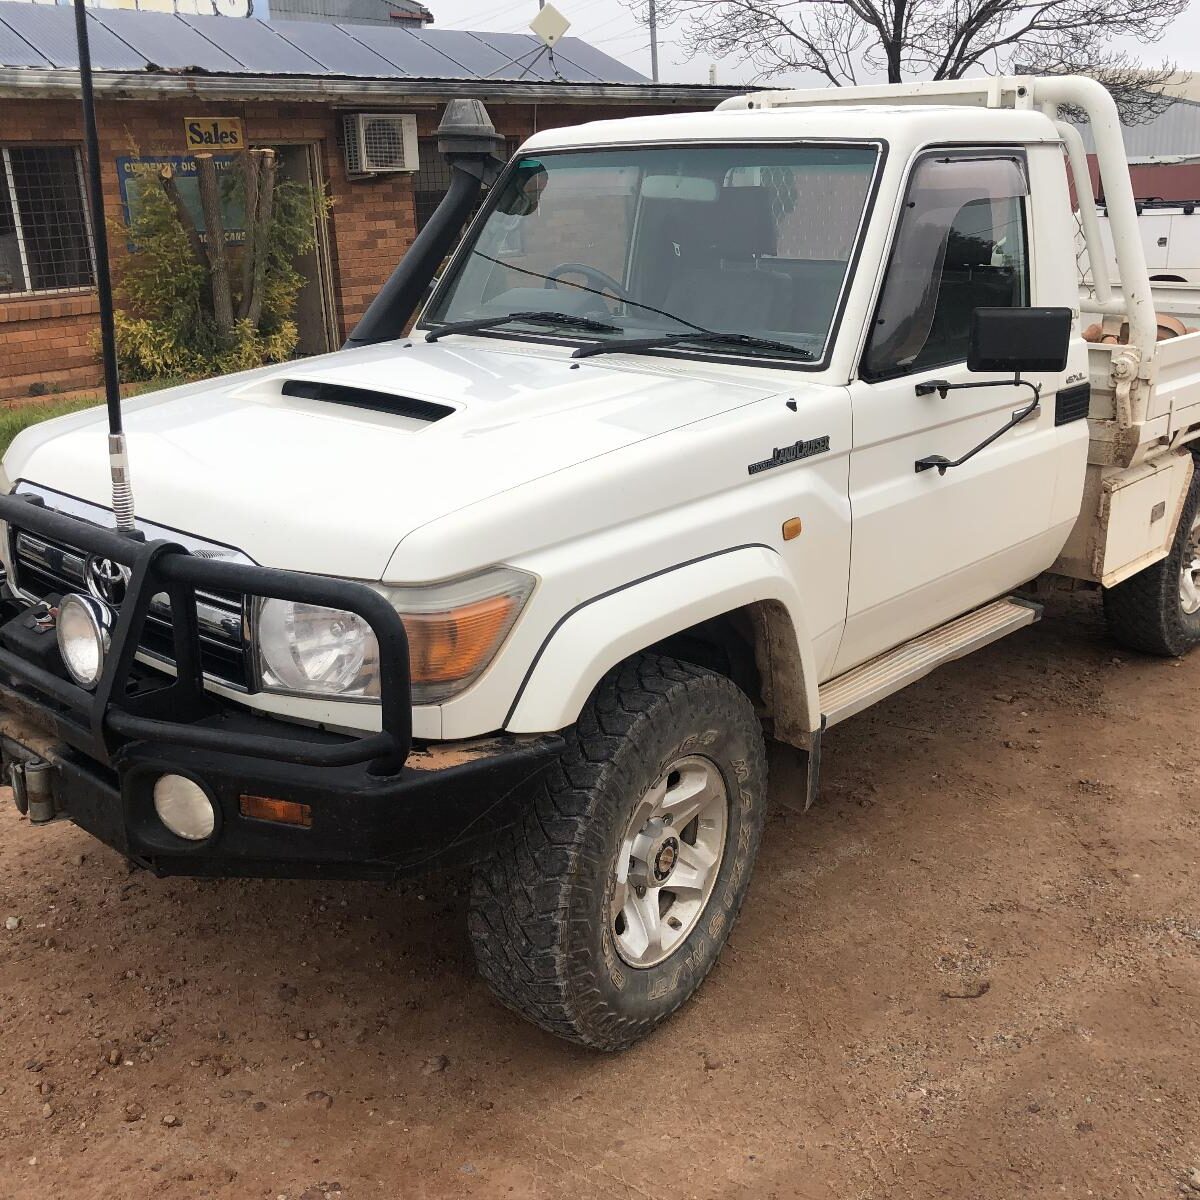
[544,262,631,303]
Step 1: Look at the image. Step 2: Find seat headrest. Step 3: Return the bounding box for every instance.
[943,229,993,270]
[713,186,778,258]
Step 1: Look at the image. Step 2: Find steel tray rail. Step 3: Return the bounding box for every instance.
[0,492,412,774]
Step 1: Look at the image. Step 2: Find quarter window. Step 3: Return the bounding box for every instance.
[862,152,1029,379]
[0,146,95,296]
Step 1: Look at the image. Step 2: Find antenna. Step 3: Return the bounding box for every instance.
[529,2,569,47]
[529,3,569,80]
[485,4,570,82]
[72,0,136,536]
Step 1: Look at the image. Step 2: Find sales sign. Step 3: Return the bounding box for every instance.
[184,117,245,152]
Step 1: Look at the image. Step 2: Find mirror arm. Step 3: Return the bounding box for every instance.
[914,374,1042,476]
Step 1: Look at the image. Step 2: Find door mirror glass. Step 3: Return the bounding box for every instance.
[967,306,1072,374]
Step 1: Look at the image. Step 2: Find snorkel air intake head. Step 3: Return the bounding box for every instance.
[345,100,507,348]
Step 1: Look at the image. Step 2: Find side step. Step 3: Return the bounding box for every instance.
[818,596,1041,729]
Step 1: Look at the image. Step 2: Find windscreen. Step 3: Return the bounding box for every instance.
[425,143,880,362]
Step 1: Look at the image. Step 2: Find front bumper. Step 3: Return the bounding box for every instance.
[0,490,562,878]
[1,685,562,878]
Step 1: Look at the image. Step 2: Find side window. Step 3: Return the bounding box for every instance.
[0,146,94,295]
[862,152,1030,380]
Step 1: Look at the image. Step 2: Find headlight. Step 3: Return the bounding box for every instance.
[57,593,114,689]
[255,566,535,705]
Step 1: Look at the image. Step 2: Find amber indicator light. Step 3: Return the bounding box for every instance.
[239,795,313,828]
[782,518,803,541]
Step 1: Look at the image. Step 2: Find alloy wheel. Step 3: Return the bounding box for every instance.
[611,754,728,968]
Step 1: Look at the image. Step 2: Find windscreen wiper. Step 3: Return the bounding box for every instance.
[425,311,620,343]
[572,330,814,361]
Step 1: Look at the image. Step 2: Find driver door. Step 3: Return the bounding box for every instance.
[834,149,1071,673]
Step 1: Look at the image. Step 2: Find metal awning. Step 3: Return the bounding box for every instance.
[0,66,743,105]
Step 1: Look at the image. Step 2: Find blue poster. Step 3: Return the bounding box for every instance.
[117,154,246,245]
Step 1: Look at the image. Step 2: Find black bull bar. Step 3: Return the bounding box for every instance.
[0,492,413,774]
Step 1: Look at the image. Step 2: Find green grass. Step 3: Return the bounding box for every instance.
[0,397,103,458]
[0,378,189,458]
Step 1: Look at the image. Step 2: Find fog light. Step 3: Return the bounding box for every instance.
[56,594,113,689]
[153,775,216,841]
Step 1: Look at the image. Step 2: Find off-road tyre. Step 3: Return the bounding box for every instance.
[1102,465,1200,657]
[468,653,768,1051]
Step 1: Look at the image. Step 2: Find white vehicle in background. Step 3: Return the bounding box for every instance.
[0,76,1197,1051]
[1097,196,1200,283]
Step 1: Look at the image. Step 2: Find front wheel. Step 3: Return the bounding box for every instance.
[468,654,767,1050]
[1103,466,1200,656]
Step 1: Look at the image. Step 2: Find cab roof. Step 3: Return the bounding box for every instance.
[522,103,1061,154]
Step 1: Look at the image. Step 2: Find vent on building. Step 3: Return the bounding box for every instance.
[343,113,419,176]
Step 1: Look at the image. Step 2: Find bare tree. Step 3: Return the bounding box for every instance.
[631,0,1187,122]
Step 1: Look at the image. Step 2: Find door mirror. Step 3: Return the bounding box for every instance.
[967,307,1072,374]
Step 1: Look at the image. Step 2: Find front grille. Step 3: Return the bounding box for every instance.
[11,528,252,690]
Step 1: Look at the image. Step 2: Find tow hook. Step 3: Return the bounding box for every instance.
[10,757,57,825]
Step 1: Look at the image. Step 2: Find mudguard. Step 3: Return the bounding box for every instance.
[504,545,820,737]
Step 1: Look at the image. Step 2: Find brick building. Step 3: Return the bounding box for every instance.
[0,3,736,399]
[1079,98,1200,203]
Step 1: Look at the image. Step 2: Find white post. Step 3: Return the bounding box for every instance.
[648,0,659,82]
[1034,75,1156,366]
[1048,113,1114,308]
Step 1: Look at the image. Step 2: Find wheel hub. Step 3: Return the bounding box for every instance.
[626,819,681,891]
[1181,512,1200,616]
[611,755,728,969]
[653,836,679,883]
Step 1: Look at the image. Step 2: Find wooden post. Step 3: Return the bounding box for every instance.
[243,148,276,328]
[237,148,261,319]
[195,152,234,335]
[159,164,204,264]
[157,164,210,312]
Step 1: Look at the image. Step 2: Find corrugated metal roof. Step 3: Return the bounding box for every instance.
[0,1,648,84]
[1078,97,1200,158]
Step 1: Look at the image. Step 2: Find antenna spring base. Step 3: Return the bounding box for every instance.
[108,432,137,535]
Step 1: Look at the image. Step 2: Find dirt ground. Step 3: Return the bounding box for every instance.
[1,587,1198,1200]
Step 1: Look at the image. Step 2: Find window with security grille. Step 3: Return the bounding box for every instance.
[0,146,95,296]
[413,137,517,232]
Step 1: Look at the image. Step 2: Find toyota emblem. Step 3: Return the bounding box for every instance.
[84,555,130,606]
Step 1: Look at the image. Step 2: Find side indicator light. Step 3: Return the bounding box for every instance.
[782,518,803,541]
[239,795,313,828]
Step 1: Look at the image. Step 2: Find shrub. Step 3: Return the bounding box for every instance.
[109,155,328,381]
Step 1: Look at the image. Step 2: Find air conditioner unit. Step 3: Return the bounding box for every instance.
[343,113,419,176]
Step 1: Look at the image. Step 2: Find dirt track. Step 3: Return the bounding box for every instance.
[1,587,1198,1200]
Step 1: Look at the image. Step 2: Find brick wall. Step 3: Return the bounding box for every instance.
[0,95,679,400]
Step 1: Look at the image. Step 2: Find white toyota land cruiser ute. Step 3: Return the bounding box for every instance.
[1,76,1197,1050]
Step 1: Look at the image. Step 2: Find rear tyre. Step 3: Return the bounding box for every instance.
[468,653,767,1050]
[1102,467,1200,656]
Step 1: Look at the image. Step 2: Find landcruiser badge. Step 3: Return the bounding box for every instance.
[747,435,831,476]
[85,555,130,606]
